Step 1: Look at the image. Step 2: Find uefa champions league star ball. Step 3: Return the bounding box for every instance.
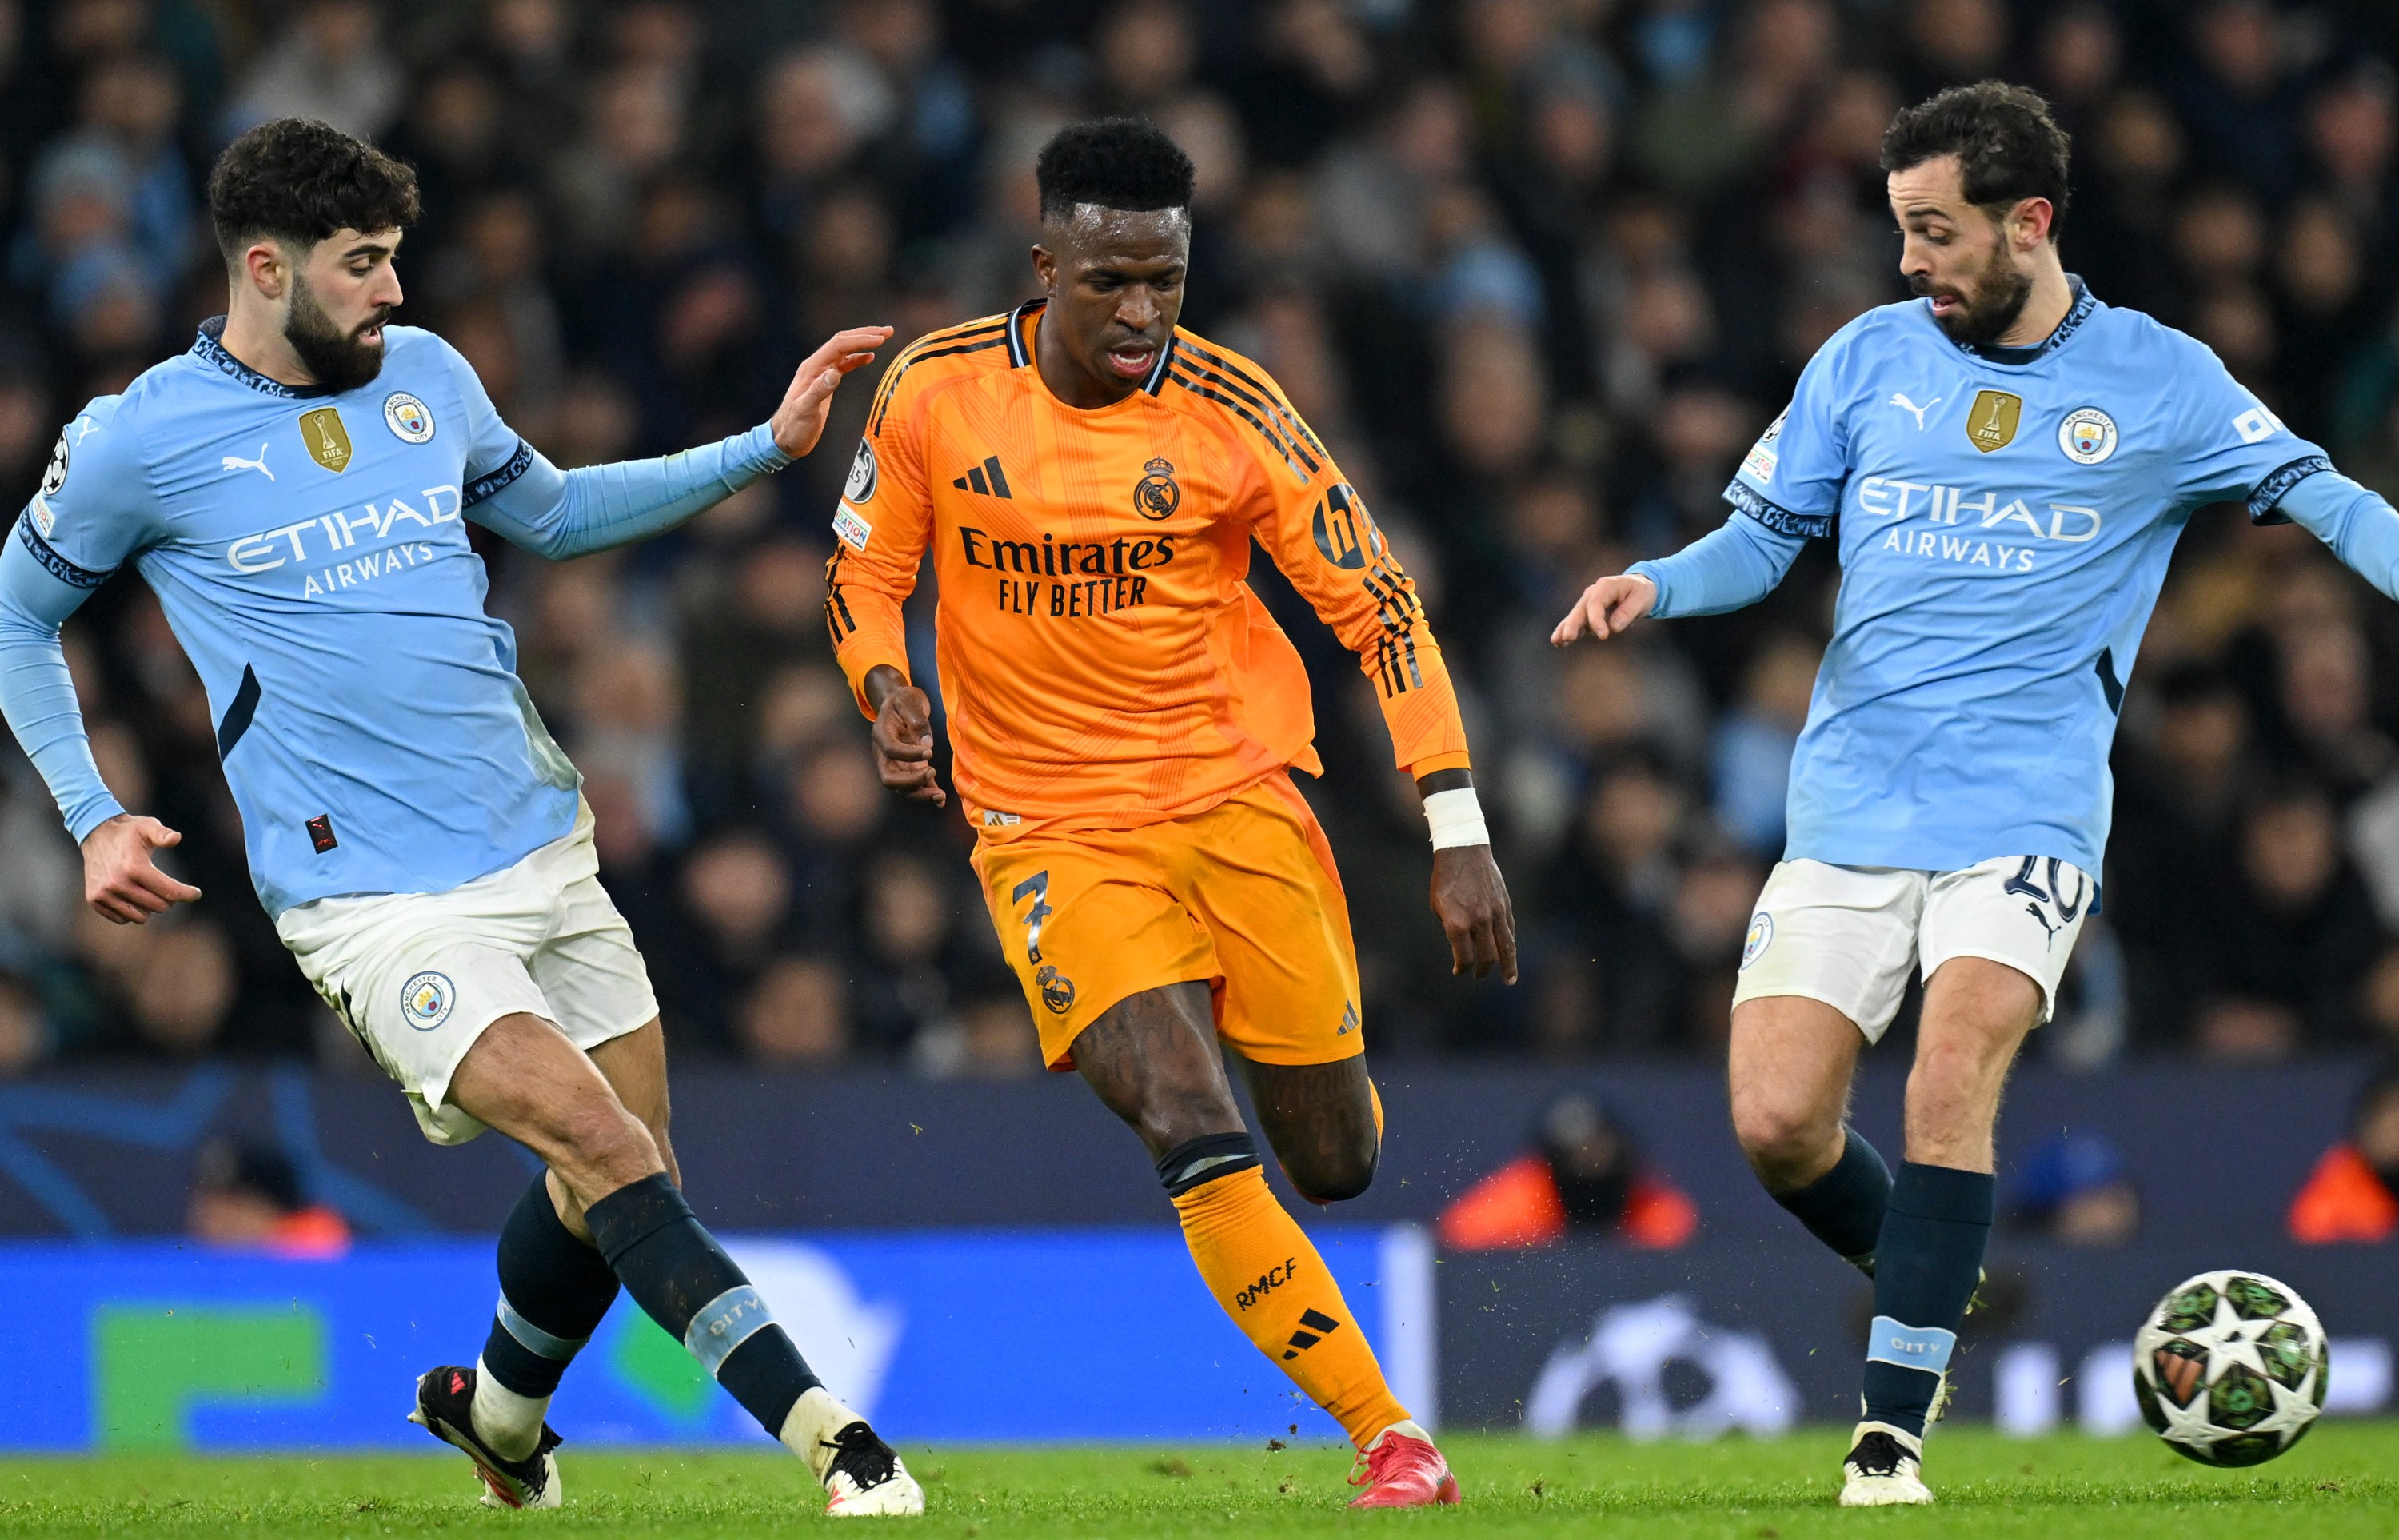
[2133,1270,2328,1467]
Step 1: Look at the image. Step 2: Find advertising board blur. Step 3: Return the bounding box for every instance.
[0,1230,1432,1451]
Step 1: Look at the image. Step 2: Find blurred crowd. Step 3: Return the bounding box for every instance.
[10,0,2399,1079]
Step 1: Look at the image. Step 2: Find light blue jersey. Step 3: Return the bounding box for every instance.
[1631,280,2399,879]
[0,320,788,915]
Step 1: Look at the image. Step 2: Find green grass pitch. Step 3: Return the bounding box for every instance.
[0,1426,2389,1538]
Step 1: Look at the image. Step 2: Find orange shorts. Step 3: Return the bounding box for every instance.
[969,771,1366,1071]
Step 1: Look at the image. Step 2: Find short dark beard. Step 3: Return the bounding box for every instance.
[285,272,389,392]
[1912,238,2034,348]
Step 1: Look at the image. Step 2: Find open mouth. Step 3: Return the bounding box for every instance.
[1926,293,1962,318]
[1105,341,1158,379]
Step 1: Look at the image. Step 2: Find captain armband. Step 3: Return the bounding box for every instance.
[1423,787,1489,851]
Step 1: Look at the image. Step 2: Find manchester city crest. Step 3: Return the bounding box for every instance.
[400,971,456,1031]
[2058,406,2118,465]
[383,391,435,443]
[1134,456,1180,521]
[1740,912,1774,971]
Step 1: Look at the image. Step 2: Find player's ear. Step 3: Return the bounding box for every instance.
[2013,197,2054,252]
[241,240,288,301]
[1030,241,1057,294]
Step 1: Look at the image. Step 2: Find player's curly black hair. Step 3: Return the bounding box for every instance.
[206,118,421,260]
[1035,118,1195,221]
[1881,81,2071,239]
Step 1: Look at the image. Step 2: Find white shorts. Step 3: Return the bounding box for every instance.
[275,801,658,1145]
[1730,856,2091,1043]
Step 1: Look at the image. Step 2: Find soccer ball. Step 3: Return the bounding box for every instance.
[2132,1269,2328,1466]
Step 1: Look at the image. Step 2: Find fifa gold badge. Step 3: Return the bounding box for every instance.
[1965,389,2021,453]
[300,407,353,473]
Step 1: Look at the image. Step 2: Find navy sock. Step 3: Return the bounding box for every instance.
[1155,1132,1262,1196]
[481,1175,621,1398]
[1770,1125,1891,1268]
[1862,1161,1994,1438]
[585,1174,824,1434]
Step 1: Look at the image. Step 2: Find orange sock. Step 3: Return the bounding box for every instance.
[1172,1165,1408,1448]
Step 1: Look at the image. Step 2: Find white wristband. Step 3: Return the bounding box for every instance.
[1423,787,1489,850]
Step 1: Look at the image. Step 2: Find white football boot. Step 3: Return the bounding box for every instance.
[1839,1420,1933,1506]
[784,1387,925,1517]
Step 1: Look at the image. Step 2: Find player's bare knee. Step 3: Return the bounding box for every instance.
[551,1092,663,1194]
[1140,1086,1244,1156]
[1291,1140,1378,1204]
[1907,1040,2008,1115]
[1732,1095,1838,1188]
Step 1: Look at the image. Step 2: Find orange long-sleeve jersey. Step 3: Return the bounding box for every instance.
[824,301,1471,836]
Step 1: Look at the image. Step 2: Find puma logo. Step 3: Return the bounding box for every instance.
[222,442,274,481]
[2025,902,2061,945]
[1890,393,1941,429]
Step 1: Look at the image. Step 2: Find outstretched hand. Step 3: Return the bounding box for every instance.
[770,325,895,460]
[865,665,947,808]
[1551,573,1656,646]
[82,813,201,924]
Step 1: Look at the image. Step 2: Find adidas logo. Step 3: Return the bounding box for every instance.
[952,455,1012,498]
[1282,1308,1342,1360]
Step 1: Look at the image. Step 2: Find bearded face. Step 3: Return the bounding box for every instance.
[1910,225,2037,348]
[283,269,392,392]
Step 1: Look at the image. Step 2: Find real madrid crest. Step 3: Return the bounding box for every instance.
[2058,406,2118,465]
[383,391,434,444]
[1133,456,1180,521]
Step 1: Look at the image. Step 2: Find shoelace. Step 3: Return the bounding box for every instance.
[1347,1437,1407,1489]
[822,1422,898,1486]
[1849,1431,1907,1475]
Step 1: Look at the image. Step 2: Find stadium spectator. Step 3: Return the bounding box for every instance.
[186,1137,350,1257]
[221,0,403,146]
[2,0,2398,1069]
[2186,783,2385,1059]
[1710,632,1817,859]
[122,918,238,1057]
[911,977,1043,1080]
[737,953,852,1067]
[657,828,794,1054]
[2006,1132,2142,1247]
[849,849,972,1056]
[2289,1062,2399,1243]
[1439,1091,1696,1249]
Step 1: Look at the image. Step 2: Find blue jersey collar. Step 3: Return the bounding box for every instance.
[1939,276,2095,367]
[190,317,339,399]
